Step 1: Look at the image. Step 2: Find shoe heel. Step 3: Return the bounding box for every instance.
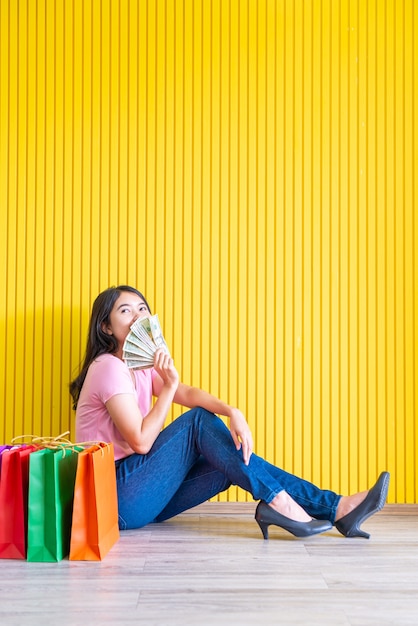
[335,518,371,539]
[347,527,370,539]
[256,519,269,540]
[335,471,390,539]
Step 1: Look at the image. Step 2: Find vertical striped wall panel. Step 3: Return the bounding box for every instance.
[0,0,416,502]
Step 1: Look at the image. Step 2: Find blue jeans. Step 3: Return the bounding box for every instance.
[115,407,341,530]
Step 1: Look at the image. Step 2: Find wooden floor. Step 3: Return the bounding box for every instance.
[1,503,418,626]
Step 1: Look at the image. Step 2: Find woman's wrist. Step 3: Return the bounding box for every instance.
[224,405,240,420]
[166,378,180,391]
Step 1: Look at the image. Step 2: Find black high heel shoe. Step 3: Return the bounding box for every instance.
[335,471,390,539]
[255,501,333,540]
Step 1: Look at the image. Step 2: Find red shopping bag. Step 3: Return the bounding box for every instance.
[69,442,119,561]
[0,445,37,559]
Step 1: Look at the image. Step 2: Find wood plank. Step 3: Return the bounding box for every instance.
[0,504,417,626]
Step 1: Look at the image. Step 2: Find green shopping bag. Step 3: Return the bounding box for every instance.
[27,446,82,562]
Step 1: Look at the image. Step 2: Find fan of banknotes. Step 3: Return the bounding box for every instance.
[122,314,170,370]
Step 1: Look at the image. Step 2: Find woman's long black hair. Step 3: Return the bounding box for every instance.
[69,285,151,409]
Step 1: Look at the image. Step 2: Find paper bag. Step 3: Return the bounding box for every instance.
[27,446,82,562]
[69,442,119,560]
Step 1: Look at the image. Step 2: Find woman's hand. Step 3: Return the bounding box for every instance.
[160,374,253,465]
[153,348,179,392]
[229,408,254,465]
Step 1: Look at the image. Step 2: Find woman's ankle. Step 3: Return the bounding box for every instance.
[269,490,312,522]
[335,490,368,521]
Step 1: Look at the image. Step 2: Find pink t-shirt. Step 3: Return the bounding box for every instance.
[75,353,158,461]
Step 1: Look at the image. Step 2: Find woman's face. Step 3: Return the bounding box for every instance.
[103,291,150,349]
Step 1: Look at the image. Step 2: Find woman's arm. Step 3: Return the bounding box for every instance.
[153,377,254,465]
[106,351,179,455]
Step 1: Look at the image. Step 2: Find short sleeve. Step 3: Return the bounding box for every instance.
[90,354,136,404]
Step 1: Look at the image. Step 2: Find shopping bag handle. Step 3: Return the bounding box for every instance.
[11,432,72,446]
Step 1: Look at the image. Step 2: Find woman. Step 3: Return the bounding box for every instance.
[70,285,390,540]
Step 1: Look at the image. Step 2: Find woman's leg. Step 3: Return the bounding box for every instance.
[154,456,231,522]
[246,457,342,522]
[116,411,233,529]
[169,407,341,521]
[116,407,340,529]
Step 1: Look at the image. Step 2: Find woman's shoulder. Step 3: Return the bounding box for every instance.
[93,353,124,365]
[89,353,130,377]
[83,353,134,400]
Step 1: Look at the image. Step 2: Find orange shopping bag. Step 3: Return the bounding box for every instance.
[69,442,119,560]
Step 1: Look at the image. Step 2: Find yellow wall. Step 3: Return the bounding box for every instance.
[0,0,417,502]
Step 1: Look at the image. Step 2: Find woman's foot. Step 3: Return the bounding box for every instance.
[335,490,369,521]
[255,500,332,539]
[268,490,312,522]
[334,472,390,538]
